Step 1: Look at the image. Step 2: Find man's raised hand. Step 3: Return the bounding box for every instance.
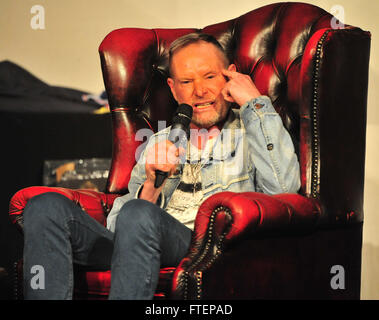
[221,69,261,107]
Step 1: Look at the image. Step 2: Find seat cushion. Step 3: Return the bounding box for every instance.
[72,266,176,300]
[14,260,175,300]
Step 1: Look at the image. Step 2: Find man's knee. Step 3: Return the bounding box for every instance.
[24,192,73,225]
[115,199,159,233]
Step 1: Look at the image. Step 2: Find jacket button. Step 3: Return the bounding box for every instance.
[267,143,274,151]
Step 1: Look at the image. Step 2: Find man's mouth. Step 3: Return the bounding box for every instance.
[194,101,214,109]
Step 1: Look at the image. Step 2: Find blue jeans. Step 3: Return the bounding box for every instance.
[23,192,192,300]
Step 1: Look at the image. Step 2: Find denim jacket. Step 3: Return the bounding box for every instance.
[106,96,300,232]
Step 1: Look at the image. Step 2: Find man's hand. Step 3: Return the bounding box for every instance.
[145,140,184,183]
[140,140,185,203]
[221,69,261,107]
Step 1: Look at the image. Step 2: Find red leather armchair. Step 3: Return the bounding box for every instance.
[10,2,370,299]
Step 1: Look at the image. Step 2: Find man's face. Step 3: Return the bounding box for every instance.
[167,41,236,129]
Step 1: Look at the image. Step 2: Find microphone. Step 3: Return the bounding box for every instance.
[154,103,193,188]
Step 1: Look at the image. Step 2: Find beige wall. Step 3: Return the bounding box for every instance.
[0,0,378,299]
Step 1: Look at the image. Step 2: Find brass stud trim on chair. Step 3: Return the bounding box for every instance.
[13,261,19,300]
[196,271,202,300]
[182,206,233,300]
[311,30,330,198]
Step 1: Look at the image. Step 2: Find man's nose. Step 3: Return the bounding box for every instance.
[194,80,208,97]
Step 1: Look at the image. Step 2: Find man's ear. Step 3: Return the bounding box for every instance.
[167,78,177,101]
[228,64,237,72]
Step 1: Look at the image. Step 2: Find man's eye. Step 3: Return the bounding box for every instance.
[180,80,191,85]
[207,74,219,81]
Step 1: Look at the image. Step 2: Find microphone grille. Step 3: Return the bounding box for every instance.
[172,103,193,126]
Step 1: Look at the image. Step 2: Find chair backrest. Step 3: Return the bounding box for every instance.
[99,2,370,224]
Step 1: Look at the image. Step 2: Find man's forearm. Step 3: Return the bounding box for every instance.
[241,96,300,194]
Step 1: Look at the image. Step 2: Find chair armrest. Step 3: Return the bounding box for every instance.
[171,191,321,299]
[9,186,120,232]
[195,191,321,242]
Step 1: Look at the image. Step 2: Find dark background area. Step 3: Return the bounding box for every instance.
[0,61,114,299]
[0,111,112,299]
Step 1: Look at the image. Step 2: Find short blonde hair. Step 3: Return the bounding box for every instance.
[168,32,229,76]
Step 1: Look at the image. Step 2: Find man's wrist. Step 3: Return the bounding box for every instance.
[241,95,275,114]
[138,179,164,207]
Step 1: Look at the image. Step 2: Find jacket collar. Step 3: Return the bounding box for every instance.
[209,108,244,161]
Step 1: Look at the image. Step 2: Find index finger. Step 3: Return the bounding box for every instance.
[222,69,240,79]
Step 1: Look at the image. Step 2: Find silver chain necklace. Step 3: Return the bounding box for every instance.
[186,138,215,196]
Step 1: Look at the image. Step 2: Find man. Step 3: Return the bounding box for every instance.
[23,33,300,300]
